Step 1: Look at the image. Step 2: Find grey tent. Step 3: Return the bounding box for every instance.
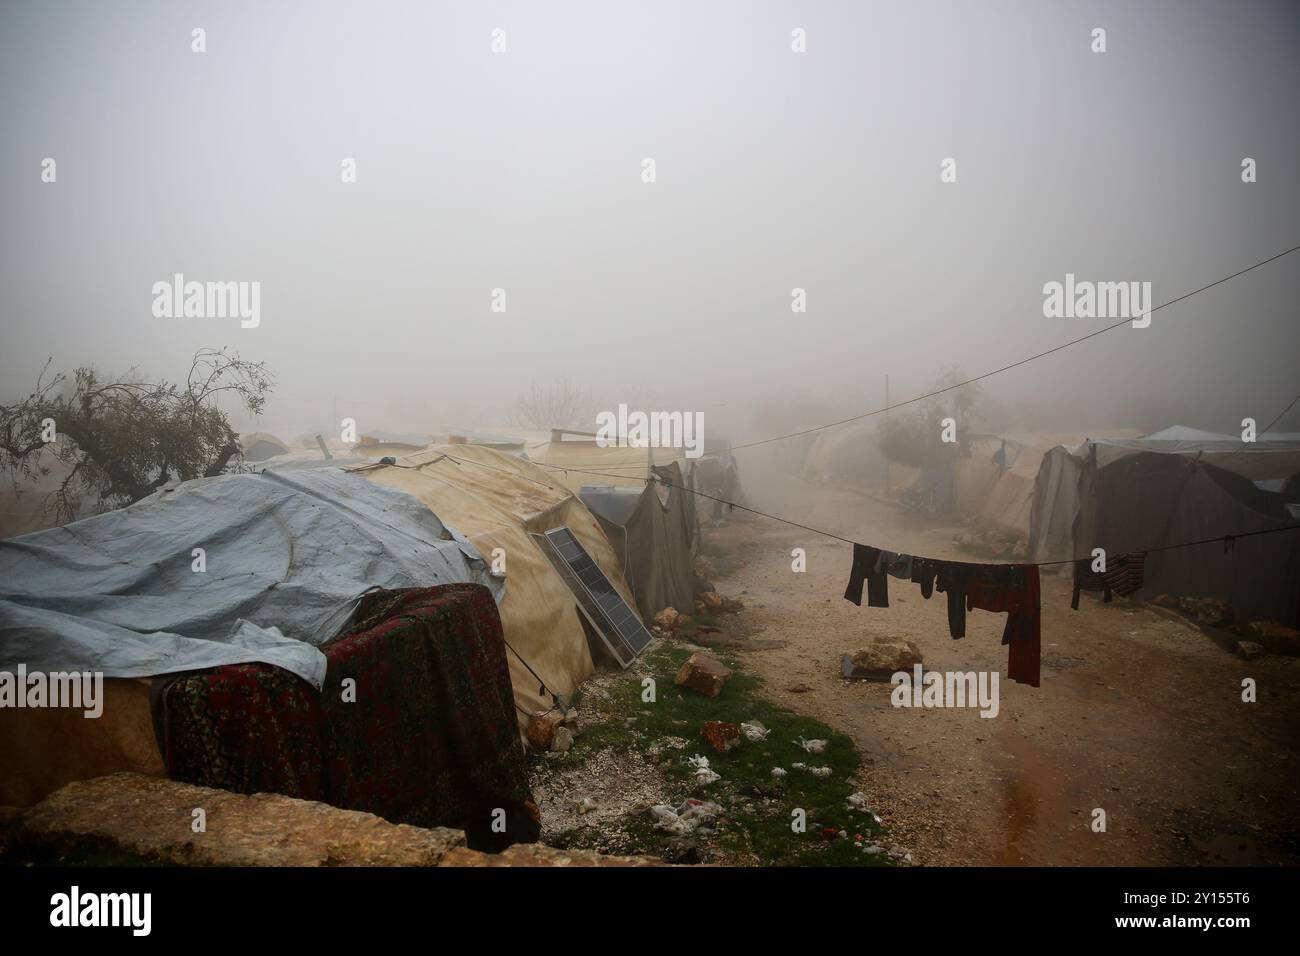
[580,462,698,618]
[1029,429,1300,625]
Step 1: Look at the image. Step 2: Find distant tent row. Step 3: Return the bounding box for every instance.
[825,422,1300,626]
[953,432,1141,547]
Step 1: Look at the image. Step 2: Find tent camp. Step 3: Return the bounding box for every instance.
[0,467,500,806]
[1027,429,1300,625]
[580,461,699,618]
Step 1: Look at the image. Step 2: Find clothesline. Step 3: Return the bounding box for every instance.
[433,449,1297,694]
[510,457,1300,567]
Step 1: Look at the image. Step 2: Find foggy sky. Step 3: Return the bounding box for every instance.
[2,0,1298,446]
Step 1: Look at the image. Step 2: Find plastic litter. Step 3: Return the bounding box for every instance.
[687,754,721,786]
[648,799,723,834]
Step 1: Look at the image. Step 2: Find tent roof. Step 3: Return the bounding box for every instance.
[525,437,681,491]
[1070,426,1300,480]
[0,468,499,688]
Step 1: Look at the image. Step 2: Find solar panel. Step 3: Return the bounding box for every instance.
[532,526,653,668]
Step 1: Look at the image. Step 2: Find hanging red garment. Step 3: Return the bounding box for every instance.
[965,564,1041,687]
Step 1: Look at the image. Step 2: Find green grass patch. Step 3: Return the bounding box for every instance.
[550,642,892,866]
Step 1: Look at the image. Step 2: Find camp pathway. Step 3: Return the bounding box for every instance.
[704,474,1300,867]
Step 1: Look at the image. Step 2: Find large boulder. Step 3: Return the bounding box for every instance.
[16,773,465,866]
[844,639,924,680]
[675,653,732,698]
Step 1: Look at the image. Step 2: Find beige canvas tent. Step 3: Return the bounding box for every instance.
[350,444,634,720]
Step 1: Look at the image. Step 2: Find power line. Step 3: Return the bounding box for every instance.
[729,242,1300,453]
[441,450,1300,569]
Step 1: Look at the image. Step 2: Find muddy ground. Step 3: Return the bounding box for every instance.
[700,475,1300,866]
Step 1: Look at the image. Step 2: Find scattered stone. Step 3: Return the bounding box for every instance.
[526,710,565,751]
[1185,597,1234,627]
[786,683,813,694]
[552,726,575,752]
[653,607,681,631]
[696,591,726,612]
[844,639,923,680]
[701,720,742,753]
[562,709,584,734]
[740,720,770,741]
[797,737,828,754]
[576,796,598,815]
[770,768,787,778]
[1242,620,1300,655]
[1236,641,1265,660]
[675,652,732,698]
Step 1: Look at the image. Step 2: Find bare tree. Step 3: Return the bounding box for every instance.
[512,379,595,431]
[877,365,984,467]
[0,347,273,522]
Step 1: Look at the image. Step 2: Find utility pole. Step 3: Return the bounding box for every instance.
[884,374,890,494]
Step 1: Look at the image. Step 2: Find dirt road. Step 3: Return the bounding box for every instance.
[705,476,1300,866]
